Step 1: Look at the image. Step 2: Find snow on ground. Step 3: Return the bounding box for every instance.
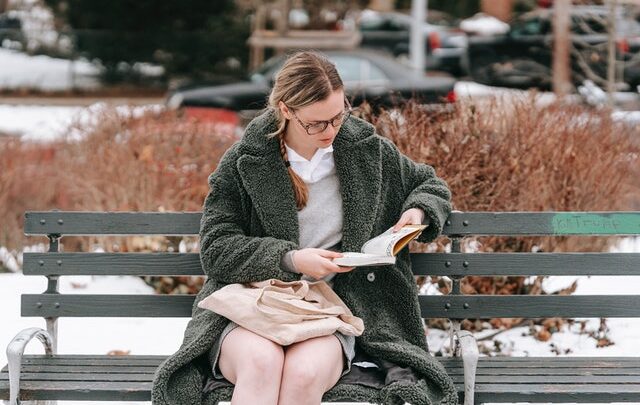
[0,237,638,405]
[0,104,84,141]
[0,48,100,91]
[0,103,164,141]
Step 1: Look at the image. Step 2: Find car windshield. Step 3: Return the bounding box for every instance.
[249,57,285,83]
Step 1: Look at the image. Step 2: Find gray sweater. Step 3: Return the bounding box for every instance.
[281,170,343,284]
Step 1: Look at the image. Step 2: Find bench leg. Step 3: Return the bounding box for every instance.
[6,328,54,405]
[456,330,479,405]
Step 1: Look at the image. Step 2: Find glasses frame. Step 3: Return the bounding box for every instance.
[287,99,352,136]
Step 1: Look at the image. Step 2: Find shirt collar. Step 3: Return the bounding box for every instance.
[285,143,334,163]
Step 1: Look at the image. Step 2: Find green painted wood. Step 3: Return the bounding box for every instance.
[22,294,195,318]
[443,212,640,236]
[24,212,201,236]
[24,252,203,276]
[420,295,640,319]
[24,211,640,236]
[411,253,640,276]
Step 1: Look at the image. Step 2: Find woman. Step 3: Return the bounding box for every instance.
[152,51,457,405]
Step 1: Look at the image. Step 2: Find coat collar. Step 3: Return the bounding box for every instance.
[236,109,382,251]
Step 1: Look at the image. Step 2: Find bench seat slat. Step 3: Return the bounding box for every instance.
[0,372,155,382]
[3,356,640,402]
[446,367,640,375]
[0,380,152,401]
[8,365,160,374]
[449,375,640,384]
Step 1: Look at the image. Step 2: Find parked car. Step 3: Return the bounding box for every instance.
[357,9,468,75]
[0,13,25,49]
[166,49,456,126]
[467,5,640,90]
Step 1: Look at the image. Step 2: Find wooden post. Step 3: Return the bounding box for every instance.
[410,0,426,73]
[607,0,617,106]
[480,0,512,22]
[552,0,571,98]
[0,0,8,13]
[275,0,291,56]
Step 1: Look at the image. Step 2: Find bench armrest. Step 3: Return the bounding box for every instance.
[454,330,479,405]
[6,327,54,405]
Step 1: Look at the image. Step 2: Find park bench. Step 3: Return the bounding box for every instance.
[1,210,640,404]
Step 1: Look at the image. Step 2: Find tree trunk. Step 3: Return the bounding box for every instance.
[552,0,571,98]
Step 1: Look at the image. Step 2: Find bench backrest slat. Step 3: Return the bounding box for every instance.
[24,212,202,235]
[411,253,640,276]
[22,252,640,277]
[420,295,640,319]
[21,210,640,322]
[22,294,640,319]
[22,294,195,318]
[24,211,640,236]
[23,253,202,276]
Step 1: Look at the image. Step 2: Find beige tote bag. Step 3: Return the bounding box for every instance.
[197,279,364,346]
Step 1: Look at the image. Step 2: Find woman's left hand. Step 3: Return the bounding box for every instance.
[392,208,426,232]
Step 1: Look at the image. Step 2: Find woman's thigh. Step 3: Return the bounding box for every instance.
[217,326,285,384]
[282,334,345,392]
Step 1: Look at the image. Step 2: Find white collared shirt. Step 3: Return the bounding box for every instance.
[285,143,335,184]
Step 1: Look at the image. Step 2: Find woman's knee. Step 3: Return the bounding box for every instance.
[218,327,285,383]
[281,335,343,393]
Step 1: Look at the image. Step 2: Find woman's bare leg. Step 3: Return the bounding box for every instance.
[217,326,285,405]
[277,335,344,405]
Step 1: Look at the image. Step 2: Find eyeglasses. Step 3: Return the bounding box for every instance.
[288,100,352,136]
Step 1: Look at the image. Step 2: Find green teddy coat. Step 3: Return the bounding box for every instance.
[151,109,457,405]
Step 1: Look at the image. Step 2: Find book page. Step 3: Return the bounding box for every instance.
[360,225,425,256]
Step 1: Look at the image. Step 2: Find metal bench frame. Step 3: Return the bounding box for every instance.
[2,211,640,404]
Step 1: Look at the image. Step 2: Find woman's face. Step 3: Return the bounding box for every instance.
[280,89,347,150]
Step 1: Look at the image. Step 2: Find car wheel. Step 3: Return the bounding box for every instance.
[492,59,552,89]
[469,49,498,85]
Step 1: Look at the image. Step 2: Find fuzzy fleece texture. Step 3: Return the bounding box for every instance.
[151,109,456,404]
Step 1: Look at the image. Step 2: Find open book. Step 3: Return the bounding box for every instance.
[333,224,427,267]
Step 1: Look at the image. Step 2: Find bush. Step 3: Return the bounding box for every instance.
[0,107,237,265]
[359,96,639,335]
[2,96,638,304]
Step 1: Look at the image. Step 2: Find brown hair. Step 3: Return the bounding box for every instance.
[267,51,344,210]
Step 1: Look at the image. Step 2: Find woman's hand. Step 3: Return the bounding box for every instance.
[392,208,426,232]
[292,248,355,280]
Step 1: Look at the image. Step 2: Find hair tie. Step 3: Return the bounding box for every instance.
[284,160,291,168]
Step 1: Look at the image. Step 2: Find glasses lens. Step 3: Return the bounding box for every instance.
[307,123,327,135]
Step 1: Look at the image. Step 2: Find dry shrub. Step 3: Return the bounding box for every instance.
[361,95,639,256]
[0,107,237,281]
[359,96,639,335]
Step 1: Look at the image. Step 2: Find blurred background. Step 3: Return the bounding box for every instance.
[1,1,640,393]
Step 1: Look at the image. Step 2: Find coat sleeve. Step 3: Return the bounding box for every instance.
[380,136,452,243]
[199,145,299,284]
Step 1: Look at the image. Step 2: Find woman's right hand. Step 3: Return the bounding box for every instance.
[292,248,355,280]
